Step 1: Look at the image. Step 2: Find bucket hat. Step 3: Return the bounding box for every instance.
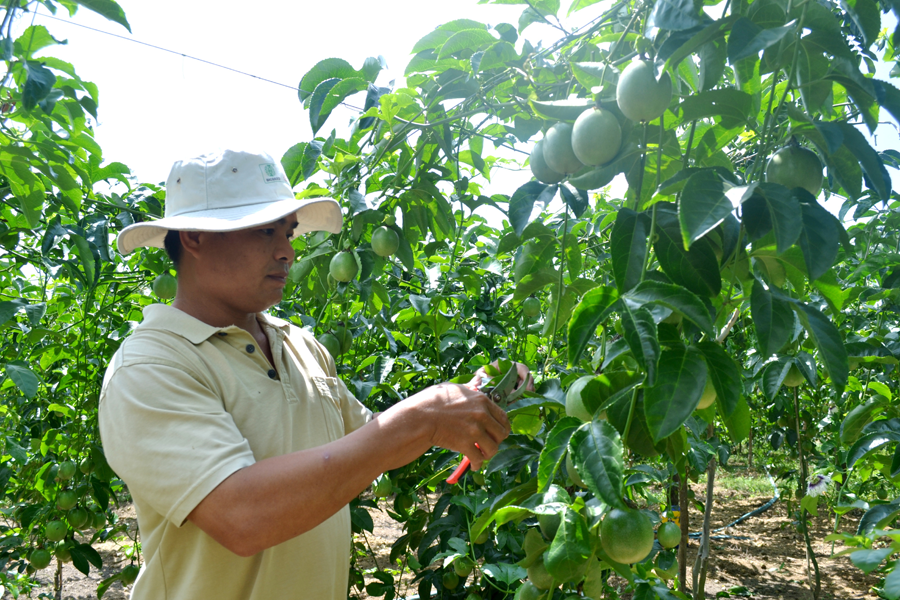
[116,148,343,255]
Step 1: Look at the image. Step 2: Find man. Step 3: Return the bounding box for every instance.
[99,149,527,599]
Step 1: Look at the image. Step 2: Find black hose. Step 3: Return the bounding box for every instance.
[688,467,780,540]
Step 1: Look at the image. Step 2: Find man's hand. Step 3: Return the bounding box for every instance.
[471,360,535,396]
[402,383,510,471]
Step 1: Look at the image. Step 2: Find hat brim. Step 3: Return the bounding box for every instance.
[116,197,343,255]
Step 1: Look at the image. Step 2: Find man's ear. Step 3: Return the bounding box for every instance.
[179,230,204,258]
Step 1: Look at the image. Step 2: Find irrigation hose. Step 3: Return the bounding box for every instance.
[688,467,781,540]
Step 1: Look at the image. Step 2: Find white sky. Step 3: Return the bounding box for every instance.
[24,0,900,215]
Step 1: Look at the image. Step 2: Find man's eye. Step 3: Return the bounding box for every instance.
[261,228,275,235]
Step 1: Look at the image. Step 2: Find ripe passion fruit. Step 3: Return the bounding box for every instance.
[616,60,673,123]
[529,139,565,184]
[543,122,584,175]
[572,108,622,166]
[600,508,654,564]
[766,145,823,197]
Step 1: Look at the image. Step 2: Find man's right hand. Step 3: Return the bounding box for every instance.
[401,382,511,472]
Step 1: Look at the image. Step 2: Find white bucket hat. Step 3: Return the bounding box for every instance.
[116,148,343,255]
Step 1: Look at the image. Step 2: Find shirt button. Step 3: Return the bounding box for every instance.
[246,344,255,353]
[217,332,227,336]
[267,369,277,379]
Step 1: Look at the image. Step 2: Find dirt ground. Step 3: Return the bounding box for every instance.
[12,477,880,600]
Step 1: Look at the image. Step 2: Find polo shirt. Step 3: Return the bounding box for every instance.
[98,304,372,599]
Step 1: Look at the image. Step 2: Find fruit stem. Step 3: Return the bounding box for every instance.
[639,203,658,283]
[597,5,643,89]
[682,120,697,169]
[656,112,665,190]
[632,121,650,210]
[621,386,639,449]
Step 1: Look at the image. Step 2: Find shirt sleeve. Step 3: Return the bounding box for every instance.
[99,359,256,527]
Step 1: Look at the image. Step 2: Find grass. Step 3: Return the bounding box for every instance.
[716,470,775,496]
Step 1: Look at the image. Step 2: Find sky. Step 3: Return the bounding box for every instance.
[24,0,900,215]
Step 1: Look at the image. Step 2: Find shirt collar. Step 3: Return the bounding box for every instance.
[140,304,291,345]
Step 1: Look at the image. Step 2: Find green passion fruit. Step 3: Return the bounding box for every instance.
[67,507,89,530]
[616,60,673,123]
[543,122,584,175]
[783,364,805,387]
[572,108,622,166]
[657,521,681,549]
[600,508,654,564]
[333,325,353,354]
[317,332,342,358]
[566,452,587,488]
[515,581,543,600]
[57,490,78,511]
[522,297,541,318]
[45,520,67,542]
[55,541,72,563]
[529,139,565,184]
[454,556,475,578]
[697,377,717,410]
[57,460,76,481]
[121,564,141,586]
[371,226,400,257]
[329,251,358,282]
[29,549,52,570]
[442,570,460,590]
[766,145,824,197]
[538,512,561,541]
[151,273,177,299]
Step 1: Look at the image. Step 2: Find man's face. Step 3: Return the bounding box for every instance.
[188,217,298,315]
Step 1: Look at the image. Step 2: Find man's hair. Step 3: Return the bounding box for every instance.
[164,230,182,266]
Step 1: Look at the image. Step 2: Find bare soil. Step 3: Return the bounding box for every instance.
[12,476,879,600]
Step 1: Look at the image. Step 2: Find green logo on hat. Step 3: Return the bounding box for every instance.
[259,163,283,184]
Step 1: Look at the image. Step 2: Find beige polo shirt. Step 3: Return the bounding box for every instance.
[99,304,371,600]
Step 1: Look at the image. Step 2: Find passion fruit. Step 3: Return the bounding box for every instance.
[57,490,78,511]
[57,460,76,481]
[657,521,681,549]
[371,226,400,257]
[783,364,805,387]
[616,60,673,122]
[572,108,622,166]
[766,145,823,197]
[45,520,67,542]
[565,375,599,422]
[522,297,541,318]
[543,122,584,175]
[566,452,587,489]
[29,549,52,570]
[151,273,177,299]
[329,251,358,282]
[600,508,654,564]
[529,139,565,184]
[515,581,543,600]
[121,564,140,586]
[697,377,716,410]
[317,332,342,358]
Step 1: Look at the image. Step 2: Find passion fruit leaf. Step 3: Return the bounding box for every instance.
[509,182,557,237]
[647,0,702,31]
[610,208,650,293]
[566,286,619,367]
[652,206,721,298]
[840,399,885,445]
[545,507,591,582]
[281,140,323,186]
[696,341,742,416]
[537,416,582,492]
[559,184,588,218]
[848,430,900,471]
[760,356,796,401]
[662,16,735,75]
[622,280,714,336]
[529,99,595,122]
[678,170,730,249]
[679,89,754,124]
[726,17,796,64]
[644,345,707,442]
[791,301,849,392]
[797,194,840,281]
[750,279,794,358]
[835,121,891,200]
[298,58,356,105]
[571,420,626,510]
[5,362,38,398]
[723,396,751,443]
[619,305,660,385]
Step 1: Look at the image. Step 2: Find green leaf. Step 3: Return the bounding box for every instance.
[0,299,27,327]
[644,345,707,442]
[5,361,38,398]
[723,397,751,443]
[571,420,626,509]
[508,182,556,237]
[619,305,660,385]
[678,169,730,248]
[538,417,582,492]
[610,208,649,293]
[623,280,714,335]
[741,183,802,254]
[281,141,323,187]
[310,77,368,134]
[750,279,794,358]
[545,507,592,582]
[840,0,880,48]
[482,562,527,585]
[840,399,884,445]
[884,567,900,600]
[308,78,341,134]
[696,341,742,416]
[679,89,754,124]
[648,0,702,30]
[850,546,894,574]
[800,494,819,517]
[663,16,736,75]
[23,62,57,111]
[438,29,497,59]
[653,206,721,298]
[298,58,357,105]
[836,121,891,201]
[14,26,64,59]
[72,0,130,32]
[797,196,839,281]
[529,99,595,122]
[792,301,848,393]
[513,269,558,301]
[567,286,619,366]
[727,17,795,63]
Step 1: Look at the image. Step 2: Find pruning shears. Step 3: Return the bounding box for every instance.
[446,364,528,485]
